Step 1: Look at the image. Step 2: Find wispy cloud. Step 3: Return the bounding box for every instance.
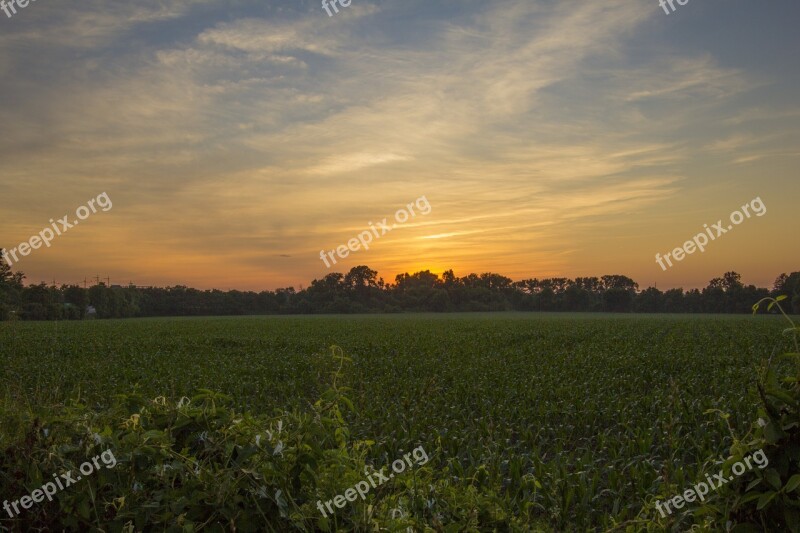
[0,0,797,289]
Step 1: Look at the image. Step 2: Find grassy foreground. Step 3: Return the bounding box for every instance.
[0,313,794,531]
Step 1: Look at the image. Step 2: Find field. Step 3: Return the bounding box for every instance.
[0,313,793,531]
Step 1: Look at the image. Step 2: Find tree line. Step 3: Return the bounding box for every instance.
[0,256,798,319]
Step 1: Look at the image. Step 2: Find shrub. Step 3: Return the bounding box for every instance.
[0,346,529,531]
[0,347,375,530]
[687,297,800,531]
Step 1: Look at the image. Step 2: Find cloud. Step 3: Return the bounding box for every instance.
[0,0,214,49]
[2,0,790,289]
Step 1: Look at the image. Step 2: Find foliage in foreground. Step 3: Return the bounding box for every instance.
[718,298,800,531]
[611,298,800,532]
[0,347,536,532]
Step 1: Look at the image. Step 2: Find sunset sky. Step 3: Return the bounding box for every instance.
[1,0,798,291]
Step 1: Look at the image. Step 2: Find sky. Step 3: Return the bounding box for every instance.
[1,0,798,291]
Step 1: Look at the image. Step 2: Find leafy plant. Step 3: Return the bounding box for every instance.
[689,297,800,531]
[0,346,373,530]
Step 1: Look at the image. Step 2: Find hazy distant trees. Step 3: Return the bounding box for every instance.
[20,283,63,320]
[0,251,796,319]
[635,287,664,313]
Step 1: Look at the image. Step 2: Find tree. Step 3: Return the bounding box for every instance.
[478,273,514,291]
[429,289,451,312]
[0,248,25,320]
[88,283,113,318]
[563,284,591,311]
[310,273,345,293]
[394,271,440,291]
[514,278,540,294]
[21,283,63,320]
[774,272,800,313]
[600,275,638,292]
[702,284,726,313]
[575,277,602,293]
[685,288,704,313]
[344,266,378,291]
[0,262,793,318]
[722,271,744,292]
[600,275,638,312]
[442,269,459,289]
[63,285,88,319]
[703,272,745,313]
[663,288,686,313]
[636,287,665,313]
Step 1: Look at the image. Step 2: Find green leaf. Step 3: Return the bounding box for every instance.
[765,469,782,490]
[785,474,800,492]
[764,422,785,444]
[777,295,788,302]
[738,492,763,505]
[785,509,800,533]
[745,478,762,491]
[766,388,797,406]
[757,491,777,510]
[339,396,355,412]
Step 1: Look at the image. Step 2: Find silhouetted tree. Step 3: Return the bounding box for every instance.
[0,249,24,319]
[2,263,795,319]
[635,287,665,313]
[63,285,88,319]
[774,272,800,314]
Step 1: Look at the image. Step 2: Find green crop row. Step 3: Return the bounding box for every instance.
[0,313,795,530]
